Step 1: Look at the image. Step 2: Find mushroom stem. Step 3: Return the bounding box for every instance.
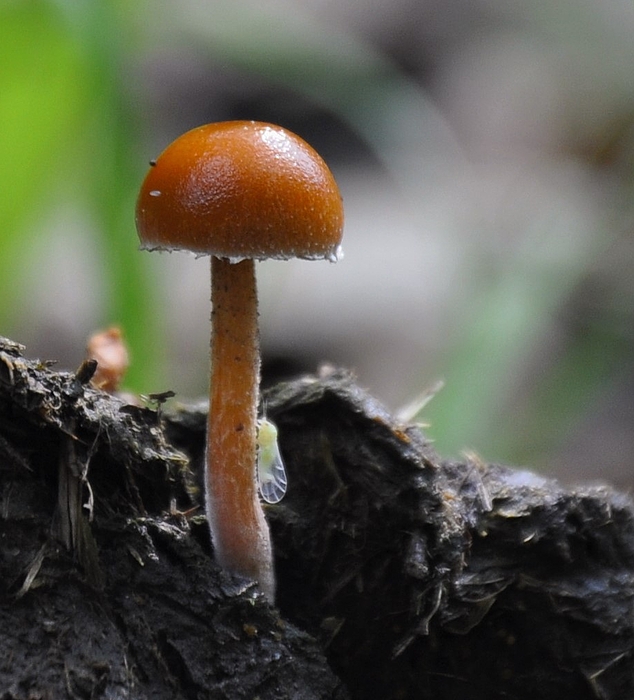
[206,256,275,602]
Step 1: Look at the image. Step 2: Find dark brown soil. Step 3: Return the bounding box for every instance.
[1,337,633,699]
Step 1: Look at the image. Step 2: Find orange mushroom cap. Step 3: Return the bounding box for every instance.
[135,121,344,261]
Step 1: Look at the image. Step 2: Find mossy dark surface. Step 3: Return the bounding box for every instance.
[1,337,633,699]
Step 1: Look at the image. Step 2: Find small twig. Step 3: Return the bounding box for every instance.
[16,543,47,599]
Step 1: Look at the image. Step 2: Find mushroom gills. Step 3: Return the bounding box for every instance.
[257,418,288,504]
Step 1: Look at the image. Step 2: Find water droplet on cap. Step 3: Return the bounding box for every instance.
[327,245,343,263]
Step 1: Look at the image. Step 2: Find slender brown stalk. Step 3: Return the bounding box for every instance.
[205,256,275,601]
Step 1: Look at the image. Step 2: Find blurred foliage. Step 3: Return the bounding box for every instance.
[1,0,633,472]
[0,0,161,388]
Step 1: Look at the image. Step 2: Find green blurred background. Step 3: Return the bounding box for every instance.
[2,0,633,486]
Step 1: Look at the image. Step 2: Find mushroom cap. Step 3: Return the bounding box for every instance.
[135,121,344,261]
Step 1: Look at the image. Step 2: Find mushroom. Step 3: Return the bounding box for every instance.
[135,121,344,602]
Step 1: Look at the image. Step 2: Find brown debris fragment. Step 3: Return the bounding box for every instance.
[86,326,130,392]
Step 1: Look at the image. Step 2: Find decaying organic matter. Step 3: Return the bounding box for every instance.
[1,336,633,699]
[0,337,344,699]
